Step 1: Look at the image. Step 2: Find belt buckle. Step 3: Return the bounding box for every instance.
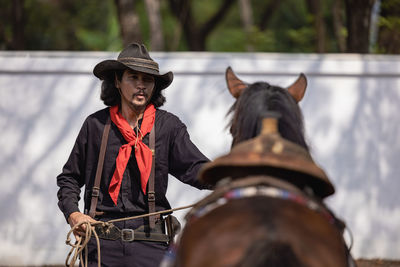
[121,229,135,242]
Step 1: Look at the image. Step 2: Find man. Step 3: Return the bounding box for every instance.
[57,43,211,267]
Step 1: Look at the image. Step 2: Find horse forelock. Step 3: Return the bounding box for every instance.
[236,239,306,267]
[228,82,308,150]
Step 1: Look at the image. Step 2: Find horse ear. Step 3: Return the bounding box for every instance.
[287,73,307,103]
[226,66,247,99]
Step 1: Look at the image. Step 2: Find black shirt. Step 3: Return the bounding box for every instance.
[57,107,210,221]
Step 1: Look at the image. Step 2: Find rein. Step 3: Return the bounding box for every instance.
[65,204,195,267]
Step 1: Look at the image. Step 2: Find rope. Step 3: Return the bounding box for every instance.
[107,204,195,223]
[65,220,105,267]
[64,204,195,267]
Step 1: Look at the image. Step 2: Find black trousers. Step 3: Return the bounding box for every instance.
[84,216,169,267]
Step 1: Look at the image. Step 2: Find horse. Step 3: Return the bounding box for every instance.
[163,67,355,267]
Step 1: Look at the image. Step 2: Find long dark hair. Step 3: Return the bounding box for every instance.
[100,69,166,107]
[228,82,308,150]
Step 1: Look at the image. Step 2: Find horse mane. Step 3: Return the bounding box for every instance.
[236,240,306,267]
[228,82,308,150]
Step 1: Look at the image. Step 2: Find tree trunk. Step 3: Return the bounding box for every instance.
[345,0,377,53]
[168,0,200,50]
[168,0,236,51]
[238,0,254,51]
[332,0,346,52]
[259,0,281,31]
[114,0,142,47]
[11,0,25,50]
[198,0,237,50]
[168,0,189,50]
[0,2,10,49]
[145,0,164,51]
[306,0,326,53]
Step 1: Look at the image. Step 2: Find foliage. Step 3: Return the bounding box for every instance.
[74,2,122,51]
[0,0,121,51]
[207,0,317,52]
[376,7,400,54]
[0,0,399,53]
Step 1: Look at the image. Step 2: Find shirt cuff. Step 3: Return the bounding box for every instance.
[61,203,81,223]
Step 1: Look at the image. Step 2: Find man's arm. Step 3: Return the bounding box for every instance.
[169,122,212,189]
[56,119,89,222]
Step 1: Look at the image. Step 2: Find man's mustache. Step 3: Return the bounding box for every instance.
[133,90,147,97]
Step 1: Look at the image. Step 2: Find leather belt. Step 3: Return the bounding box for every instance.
[94,223,169,243]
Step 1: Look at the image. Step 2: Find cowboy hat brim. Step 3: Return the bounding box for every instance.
[93,60,173,90]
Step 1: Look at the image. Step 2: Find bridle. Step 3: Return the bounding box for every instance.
[163,175,356,267]
[187,177,335,223]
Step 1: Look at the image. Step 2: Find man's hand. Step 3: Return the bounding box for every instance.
[68,211,97,238]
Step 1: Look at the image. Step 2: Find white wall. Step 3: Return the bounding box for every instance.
[0,51,399,265]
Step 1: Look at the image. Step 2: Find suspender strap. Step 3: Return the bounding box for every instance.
[148,125,156,229]
[88,116,111,218]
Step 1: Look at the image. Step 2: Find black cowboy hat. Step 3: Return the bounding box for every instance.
[93,43,173,90]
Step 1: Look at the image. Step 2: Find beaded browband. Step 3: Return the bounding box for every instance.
[187,184,335,225]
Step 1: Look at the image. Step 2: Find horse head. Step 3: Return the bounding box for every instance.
[226,66,308,150]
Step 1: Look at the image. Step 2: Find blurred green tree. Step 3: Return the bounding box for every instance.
[377,0,400,53]
[0,0,121,50]
[0,0,397,54]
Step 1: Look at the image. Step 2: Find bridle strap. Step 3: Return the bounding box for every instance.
[185,175,306,220]
[187,181,334,225]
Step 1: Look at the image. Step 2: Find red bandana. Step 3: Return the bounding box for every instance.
[108,104,156,205]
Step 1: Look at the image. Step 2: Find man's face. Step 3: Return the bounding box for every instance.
[117,69,155,112]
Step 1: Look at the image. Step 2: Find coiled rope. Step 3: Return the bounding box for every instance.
[65,204,195,267]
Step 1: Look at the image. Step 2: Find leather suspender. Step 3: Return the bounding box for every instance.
[148,125,156,229]
[88,116,111,218]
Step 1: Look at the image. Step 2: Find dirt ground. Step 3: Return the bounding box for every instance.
[357,259,400,267]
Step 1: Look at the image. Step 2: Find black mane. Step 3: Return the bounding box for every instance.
[228,82,308,150]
